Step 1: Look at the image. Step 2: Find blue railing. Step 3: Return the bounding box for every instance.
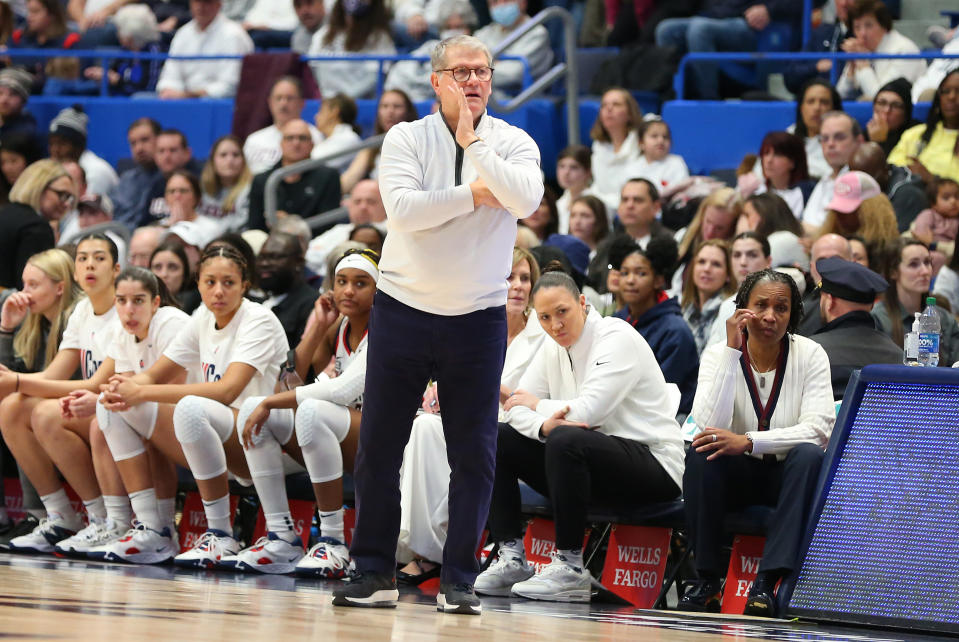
[2,48,532,98]
[673,50,959,99]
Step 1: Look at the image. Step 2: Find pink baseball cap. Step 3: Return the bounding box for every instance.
[827,171,882,214]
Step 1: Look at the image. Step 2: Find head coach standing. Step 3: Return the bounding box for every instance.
[332,35,544,614]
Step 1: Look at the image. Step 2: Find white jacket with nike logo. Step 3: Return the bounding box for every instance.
[505,308,686,489]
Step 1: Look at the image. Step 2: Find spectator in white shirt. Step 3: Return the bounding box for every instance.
[309,0,396,99]
[156,0,254,99]
[787,79,843,180]
[243,0,299,49]
[291,0,326,54]
[473,0,553,93]
[590,88,643,213]
[244,76,323,175]
[311,93,362,171]
[305,178,385,275]
[626,115,690,198]
[802,111,864,232]
[836,0,925,102]
[555,145,596,233]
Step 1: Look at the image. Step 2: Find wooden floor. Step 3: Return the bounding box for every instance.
[0,554,940,642]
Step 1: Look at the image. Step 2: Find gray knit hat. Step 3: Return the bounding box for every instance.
[0,68,34,101]
[48,105,88,148]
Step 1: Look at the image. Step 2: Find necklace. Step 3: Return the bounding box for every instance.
[746,344,778,388]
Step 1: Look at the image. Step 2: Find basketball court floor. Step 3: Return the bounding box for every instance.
[0,553,947,642]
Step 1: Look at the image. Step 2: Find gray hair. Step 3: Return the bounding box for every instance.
[821,110,862,139]
[431,35,492,71]
[437,0,479,29]
[114,4,160,49]
[272,214,311,253]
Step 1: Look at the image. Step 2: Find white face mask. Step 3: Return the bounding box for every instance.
[440,28,468,40]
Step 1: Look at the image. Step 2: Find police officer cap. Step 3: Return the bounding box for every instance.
[816,256,888,304]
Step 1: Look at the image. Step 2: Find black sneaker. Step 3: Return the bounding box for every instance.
[0,515,40,551]
[331,571,398,608]
[677,577,724,613]
[437,582,481,615]
[743,573,779,618]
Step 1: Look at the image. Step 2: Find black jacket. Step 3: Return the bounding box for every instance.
[248,162,342,232]
[266,279,320,350]
[0,202,55,290]
[809,310,903,399]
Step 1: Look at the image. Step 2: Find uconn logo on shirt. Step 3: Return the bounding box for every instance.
[201,362,222,382]
[82,350,102,379]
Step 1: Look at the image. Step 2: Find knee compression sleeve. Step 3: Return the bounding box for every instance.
[173,396,234,481]
[295,399,350,484]
[96,400,146,462]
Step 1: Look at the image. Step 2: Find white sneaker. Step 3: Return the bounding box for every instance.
[8,513,79,555]
[98,523,178,564]
[173,529,239,569]
[295,537,352,579]
[56,518,127,558]
[474,552,534,596]
[510,552,592,603]
[233,532,304,574]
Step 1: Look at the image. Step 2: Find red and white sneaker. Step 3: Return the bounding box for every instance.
[295,537,352,579]
[96,523,177,564]
[232,532,304,574]
[173,529,238,569]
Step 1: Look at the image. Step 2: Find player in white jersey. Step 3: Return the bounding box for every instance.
[0,235,136,556]
[100,245,289,568]
[93,267,192,564]
[236,248,377,576]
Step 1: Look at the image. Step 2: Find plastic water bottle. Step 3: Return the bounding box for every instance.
[918,297,941,367]
[903,312,920,366]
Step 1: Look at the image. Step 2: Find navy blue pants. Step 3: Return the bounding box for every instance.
[683,442,824,576]
[350,291,506,585]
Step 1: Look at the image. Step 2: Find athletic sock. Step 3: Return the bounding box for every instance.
[499,538,526,563]
[129,489,162,531]
[104,495,132,527]
[265,511,297,543]
[318,508,345,543]
[201,495,232,535]
[82,496,107,521]
[557,548,583,570]
[157,497,177,531]
[40,489,81,528]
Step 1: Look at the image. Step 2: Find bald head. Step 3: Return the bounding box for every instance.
[810,233,852,283]
[849,142,889,189]
[280,118,313,164]
[348,179,386,224]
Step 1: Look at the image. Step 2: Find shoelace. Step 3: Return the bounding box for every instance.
[449,583,474,595]
[539,551,580,576]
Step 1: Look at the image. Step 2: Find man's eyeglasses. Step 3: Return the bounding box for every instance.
[437,66,494,83]
[46,187,75,205]
[874,99,905,111]
[283,134,312,142]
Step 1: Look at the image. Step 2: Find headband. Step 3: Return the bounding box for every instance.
[335,253,379,282]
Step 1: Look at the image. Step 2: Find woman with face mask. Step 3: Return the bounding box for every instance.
[308,0,397,99]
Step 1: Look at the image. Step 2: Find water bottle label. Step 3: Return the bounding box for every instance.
[905,333,919,359]
[918,333,940,355]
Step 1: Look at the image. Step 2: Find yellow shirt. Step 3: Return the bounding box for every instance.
[888,122,959,182]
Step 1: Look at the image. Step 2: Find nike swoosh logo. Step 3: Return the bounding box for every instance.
[595,361,609,366]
